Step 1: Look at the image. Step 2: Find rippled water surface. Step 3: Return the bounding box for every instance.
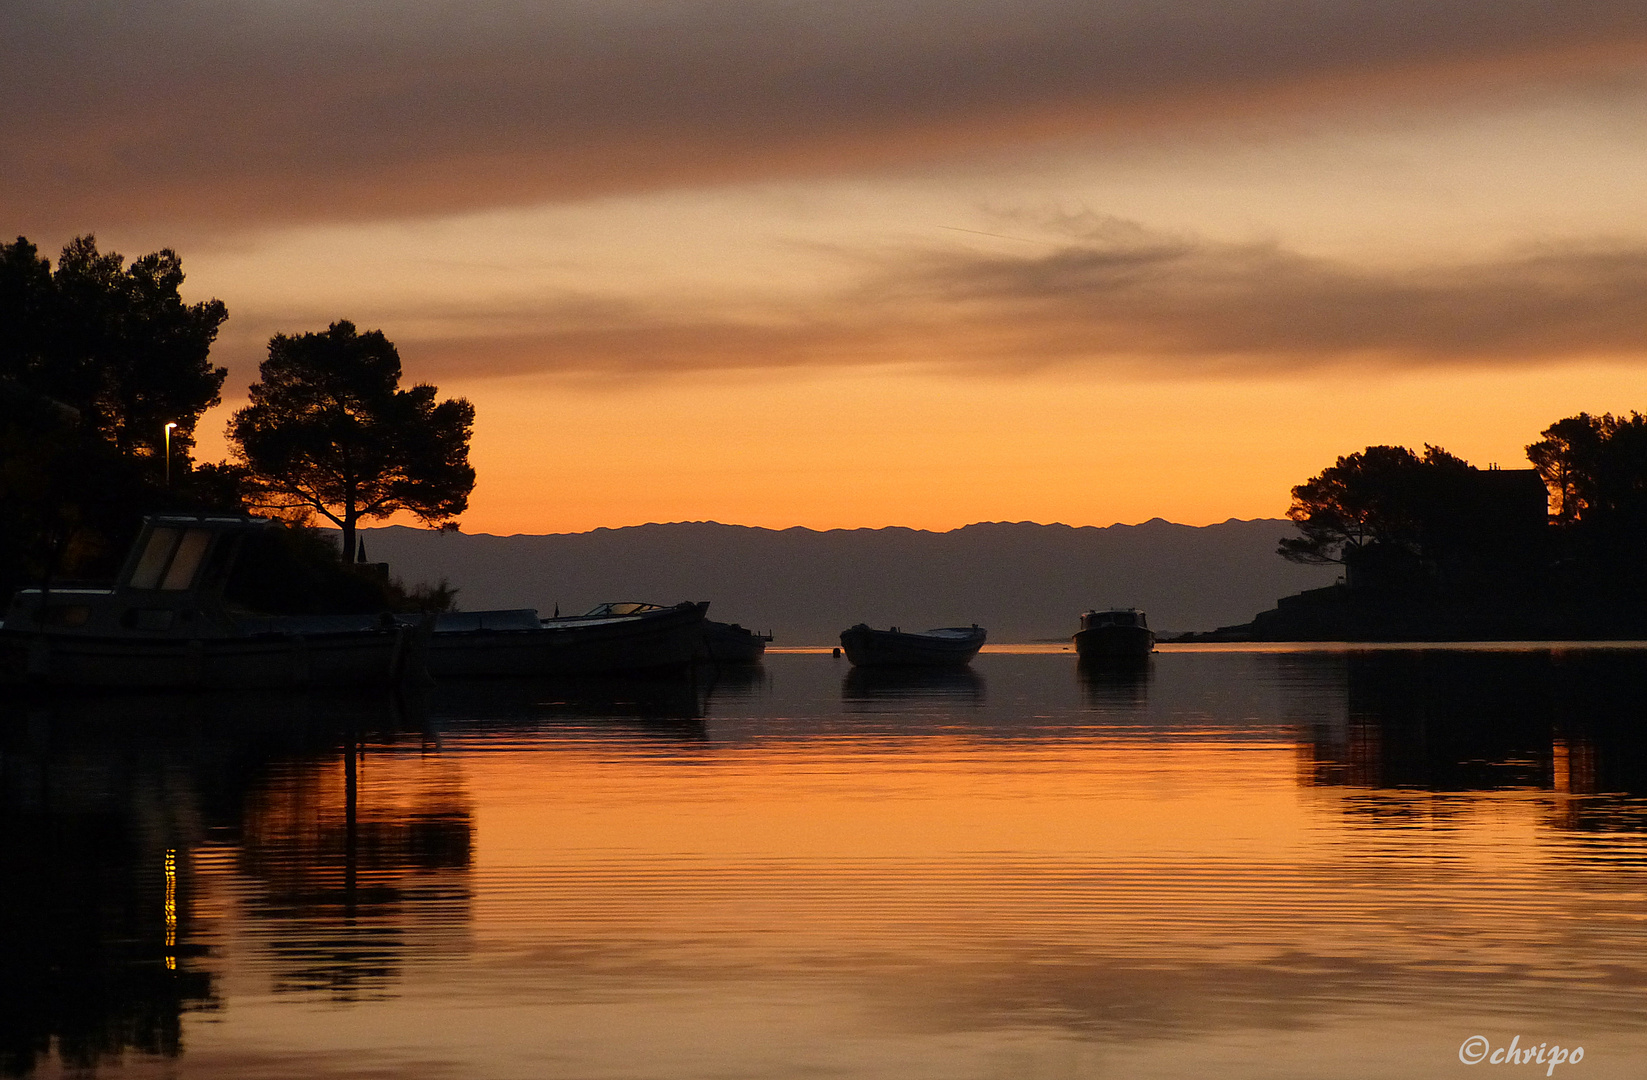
[6,646,1647,1078]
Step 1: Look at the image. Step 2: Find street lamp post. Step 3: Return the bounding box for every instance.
[164,422,177,486]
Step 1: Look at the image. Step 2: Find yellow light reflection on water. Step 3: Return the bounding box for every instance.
[164,848,177,970]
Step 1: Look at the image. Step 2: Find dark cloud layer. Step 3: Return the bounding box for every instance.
[910,225,1647,369]
[3,0,1645,232]
[388,227,1647,379]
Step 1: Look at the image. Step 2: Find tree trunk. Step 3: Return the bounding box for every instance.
[342,484,357,563]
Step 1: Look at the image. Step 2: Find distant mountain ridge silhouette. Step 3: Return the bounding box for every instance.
[352,518,1334,644]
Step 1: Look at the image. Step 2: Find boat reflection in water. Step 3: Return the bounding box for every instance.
[1077,653,1153,712]
[425,672,711,735]
[841,663,986,707]
[697,659,771,703]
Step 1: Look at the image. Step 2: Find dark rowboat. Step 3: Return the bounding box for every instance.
[839,623,985,667]
[1073,608,1155,659]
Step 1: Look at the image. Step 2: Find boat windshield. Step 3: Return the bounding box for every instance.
[160,529,213,590]
[128,527,181,589]
[582,602,668,617]
[126,525,221,591]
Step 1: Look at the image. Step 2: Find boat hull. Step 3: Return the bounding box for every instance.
[1073,624,1156,659]
[0,626,422,690]
[701,620,769,664]
[422,601,708,678]
[839,626,985,667]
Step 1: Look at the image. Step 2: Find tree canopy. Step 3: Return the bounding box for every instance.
[0,235,229,593]
[1527,412,1647,527]
[1,235,228,460]
[227,321,476,562]
[1280,444,1474,565]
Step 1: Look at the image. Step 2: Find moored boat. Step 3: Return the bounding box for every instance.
[839,623,985,667]
[0,515,426,690]
[414,600,709,678]
[702,619,772,664]
[1073,608,1155,659]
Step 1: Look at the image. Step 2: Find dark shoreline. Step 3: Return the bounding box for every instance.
[1172,582,1647,643]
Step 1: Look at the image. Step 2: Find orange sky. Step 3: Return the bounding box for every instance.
[8,1,1647,533]
[188,359,1647,535]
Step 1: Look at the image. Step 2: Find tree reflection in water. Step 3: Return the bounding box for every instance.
[235,723,474,999]
[1297,648,1647,805]
[0,755,211,1075]
[0,691,475,1073]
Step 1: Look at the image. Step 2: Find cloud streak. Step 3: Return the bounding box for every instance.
[368,225,1647,381]
[4,0,1645,232]
[910,223,1647,368]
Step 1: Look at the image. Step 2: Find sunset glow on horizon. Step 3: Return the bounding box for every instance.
[9,0,1647,534]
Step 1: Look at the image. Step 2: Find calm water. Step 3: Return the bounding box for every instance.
[5,646,1647,1079]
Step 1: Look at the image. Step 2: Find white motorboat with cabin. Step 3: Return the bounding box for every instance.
[1072,608,1155,659]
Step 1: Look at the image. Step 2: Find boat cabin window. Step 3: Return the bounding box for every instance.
[128,527,181,589]
[161,529,213,590]
[128,526,215,591]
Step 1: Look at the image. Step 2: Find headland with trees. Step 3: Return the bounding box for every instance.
[0,235,473,615]
[1203,416,1647,640]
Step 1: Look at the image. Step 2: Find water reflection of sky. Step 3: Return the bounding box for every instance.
[4,649,1647,1078]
